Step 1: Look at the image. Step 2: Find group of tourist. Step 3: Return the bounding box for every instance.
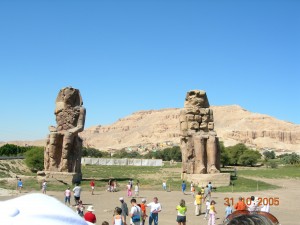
[110,196,162,225]
[37,177,272,225]
[108,179,118,192]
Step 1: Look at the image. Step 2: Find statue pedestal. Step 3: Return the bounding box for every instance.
[181,173,231,187]
[37,171,82,184]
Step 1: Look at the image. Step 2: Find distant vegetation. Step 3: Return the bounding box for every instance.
[0,144,31,156]
[1,143,299,172]
[24,147,44,172]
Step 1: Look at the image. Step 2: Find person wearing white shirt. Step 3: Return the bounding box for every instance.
[147,197,162,225]
[130,198,141,225]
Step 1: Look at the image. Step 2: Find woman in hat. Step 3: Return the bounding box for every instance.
[84,205,97,224]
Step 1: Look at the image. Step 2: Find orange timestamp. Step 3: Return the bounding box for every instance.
[224,197,280,206]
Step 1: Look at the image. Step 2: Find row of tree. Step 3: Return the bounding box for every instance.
[2,143,299,172]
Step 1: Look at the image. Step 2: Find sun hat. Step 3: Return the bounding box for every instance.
[86,205,95,212]
[142,198,146,203]
[119,197,124,201]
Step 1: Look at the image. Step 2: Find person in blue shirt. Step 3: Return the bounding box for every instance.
[225,204,233,218]
[181,181,186,194]
[17,178,23,193]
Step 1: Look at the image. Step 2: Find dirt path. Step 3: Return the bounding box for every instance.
[0,177,299,225]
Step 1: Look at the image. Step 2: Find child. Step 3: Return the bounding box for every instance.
[64,187,71,206]
[134,183,139,197]
[208,200,217,225]
[127,182,132,197]
[225,204,232,218]
[42,180,47,194]
[204,199,210,220]
[76,200,85,217]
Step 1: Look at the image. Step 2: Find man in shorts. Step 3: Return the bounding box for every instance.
[73,183,82,205]
[90,179,95,195]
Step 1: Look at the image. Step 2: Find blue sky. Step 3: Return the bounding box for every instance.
[0,0,299,141]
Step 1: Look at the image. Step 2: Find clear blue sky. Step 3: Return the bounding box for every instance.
[0,0,299,141]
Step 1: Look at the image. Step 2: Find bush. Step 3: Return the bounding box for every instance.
[82,147,110,158]
[268,161,278,168]
[0,144,30,156]
[24,147,44,172]
[238,150,261,166]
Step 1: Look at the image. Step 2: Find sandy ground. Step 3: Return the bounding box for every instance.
[0,178,299,225]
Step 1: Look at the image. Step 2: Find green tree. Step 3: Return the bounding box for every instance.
[162,146,182,161]
[281,153,300,165]
[226,143,248,165]
[24,147,44,171]
[112,149,141,159]
[219,141,230,167]
[238,150,261,166]
[82,147,110,158]
[263,150,276,160]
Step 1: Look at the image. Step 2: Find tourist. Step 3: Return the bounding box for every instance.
[204,199,210,220]
[201,186,205,195]
[248,196,259,212]
[134,183,139,197]
[225,204,233,218]
[113,180,117,192]
[139,198,147,225]
[17,178,23,193]
[181,181,186,194]
[195,191,202,216]
[234,197,248,211]
[108,179,112,192]
[203,185,211,201]
[42,179,47,194]
[64,187,71,206]
[176,199,187,225]
[126,181,132,197]
[208,182,213,192]
[76,200,85,217]
[73,183,82,205]
[261,203,270,213]
[120,197,129,224]
[208,200,217,225]
[130,198,142,225]
[162,180,167,191]
[190,181,195,197]
[112,207,126,225]
[147,197,162,225]
[90,179,95,195]
[84,205,97,224]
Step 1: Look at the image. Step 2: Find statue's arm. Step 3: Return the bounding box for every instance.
[68,107,86,134]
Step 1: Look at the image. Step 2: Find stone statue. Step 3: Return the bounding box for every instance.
[179,90,220,174]
[44,87,86,173]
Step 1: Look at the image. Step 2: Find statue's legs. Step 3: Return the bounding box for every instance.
[73,137,83,173]
[44,135,50,170]
[59,133,74,172]
[207,136,220,173]
[48,133,63,171]
[194,136,207,174]
[180,137,188,173]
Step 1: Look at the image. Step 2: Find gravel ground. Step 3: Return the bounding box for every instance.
[0,178,298,225]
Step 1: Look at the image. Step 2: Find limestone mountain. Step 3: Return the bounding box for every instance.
[80,105,300,154]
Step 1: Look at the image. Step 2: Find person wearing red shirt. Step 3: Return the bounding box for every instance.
[84,205,97,224]
[139,198,148,225]
[90,179,95,195]
[234,197,248,211]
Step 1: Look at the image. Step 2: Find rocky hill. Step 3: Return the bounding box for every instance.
[81,105,300,154]
[2,105,300,154]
